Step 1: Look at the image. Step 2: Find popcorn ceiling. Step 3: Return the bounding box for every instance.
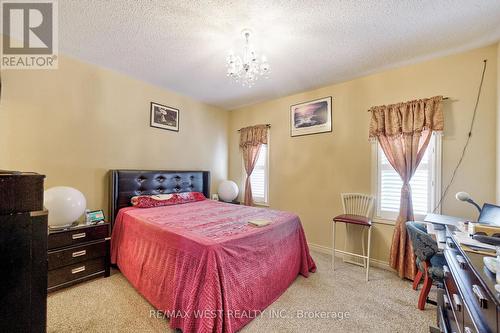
[59,0,500,109]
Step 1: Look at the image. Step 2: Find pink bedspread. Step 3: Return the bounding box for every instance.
[111,199,316,333]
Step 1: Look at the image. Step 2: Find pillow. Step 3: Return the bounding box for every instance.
[131,194,177,208]
[176,192,206,202]
[131,192,206,208]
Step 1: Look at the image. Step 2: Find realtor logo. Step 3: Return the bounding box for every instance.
[1,0,58,69]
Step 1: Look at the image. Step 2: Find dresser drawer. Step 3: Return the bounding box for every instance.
[48,224,109,249]
[438,305,451,333]
[465,282,496,332]
[48,240,107,270]
[443,264,464,331]
[464,302,480,333]
[445,240,497,332]
[449,255,496,331]
[48,257,105,288]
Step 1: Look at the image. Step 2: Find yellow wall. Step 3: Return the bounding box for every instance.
[228,45,498,264]
[1,44,497,266]
[0,55,229,217]
[497,42,500,203]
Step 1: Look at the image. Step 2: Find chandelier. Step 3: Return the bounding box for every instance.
[226,29,270,87]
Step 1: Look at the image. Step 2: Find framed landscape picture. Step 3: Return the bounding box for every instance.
[150,102,179,132]
[290,96,332,137]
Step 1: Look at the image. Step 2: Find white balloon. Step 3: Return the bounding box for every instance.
[44,186,87,226]
[218,180,239,202]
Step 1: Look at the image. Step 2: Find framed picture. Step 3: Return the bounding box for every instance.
[290,96,332,137]
[150,102,179,132]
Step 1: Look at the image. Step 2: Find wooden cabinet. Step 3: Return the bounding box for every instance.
[0,212,48,333]
[0,172,47,333]
[47,223,110,292]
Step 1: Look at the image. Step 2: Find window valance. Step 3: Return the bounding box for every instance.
[369,96,444,139]
[239,125,269,149]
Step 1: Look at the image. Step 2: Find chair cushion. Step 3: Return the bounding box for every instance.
[406,221,438,261]
[430,252,446,269]
[333,214,371,226]
[428,266,444,281]
[416,253,445,281]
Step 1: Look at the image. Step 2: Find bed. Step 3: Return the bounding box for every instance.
[109,170,316,333]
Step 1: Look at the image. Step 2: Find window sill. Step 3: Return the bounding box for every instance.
[372,215,430,226]
[372,217,396,226]
[253,202,270,207]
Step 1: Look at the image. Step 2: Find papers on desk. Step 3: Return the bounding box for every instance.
[453,231,497,250]
[424,213,465,226]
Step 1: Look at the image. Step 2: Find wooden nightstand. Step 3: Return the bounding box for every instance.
[47,222,110,292]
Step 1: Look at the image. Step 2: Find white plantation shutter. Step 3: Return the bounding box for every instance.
[249,144,268,203]
[377,135,440,219]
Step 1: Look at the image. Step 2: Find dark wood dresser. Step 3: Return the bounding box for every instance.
[0,172,47,333]
[48,223,110,292]
[437,225,500,333]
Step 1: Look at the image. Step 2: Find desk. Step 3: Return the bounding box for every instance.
[424,213,464,226]
[436,224,499,333]
[426,223,445,250]
[425,213,466,246]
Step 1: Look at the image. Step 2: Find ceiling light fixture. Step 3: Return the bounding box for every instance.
[226,29,270,87]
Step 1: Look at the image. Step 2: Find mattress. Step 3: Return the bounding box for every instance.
[111,199,316,333]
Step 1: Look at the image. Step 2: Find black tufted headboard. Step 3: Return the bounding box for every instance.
[109,170,210,228]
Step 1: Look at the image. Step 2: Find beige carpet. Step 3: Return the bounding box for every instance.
[47,251,435,332]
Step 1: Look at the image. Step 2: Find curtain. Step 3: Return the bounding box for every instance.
[239,125,269,206]
[369,96,444,279]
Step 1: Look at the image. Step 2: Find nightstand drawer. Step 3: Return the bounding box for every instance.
[48,257,105,288]
[48,224,109,249]
[48,240,107,270]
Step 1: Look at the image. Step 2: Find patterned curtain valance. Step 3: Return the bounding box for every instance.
[368,96,444,139]
[239,125,269,149]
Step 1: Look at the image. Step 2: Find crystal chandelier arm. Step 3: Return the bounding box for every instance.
[226,29,270,87]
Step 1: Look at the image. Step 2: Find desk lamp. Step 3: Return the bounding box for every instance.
[455,191,482,213]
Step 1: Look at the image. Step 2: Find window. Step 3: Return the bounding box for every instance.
[244,144,269,205]
[374,134,441,221]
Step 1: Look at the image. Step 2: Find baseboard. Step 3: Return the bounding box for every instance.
[308,242,394,272]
